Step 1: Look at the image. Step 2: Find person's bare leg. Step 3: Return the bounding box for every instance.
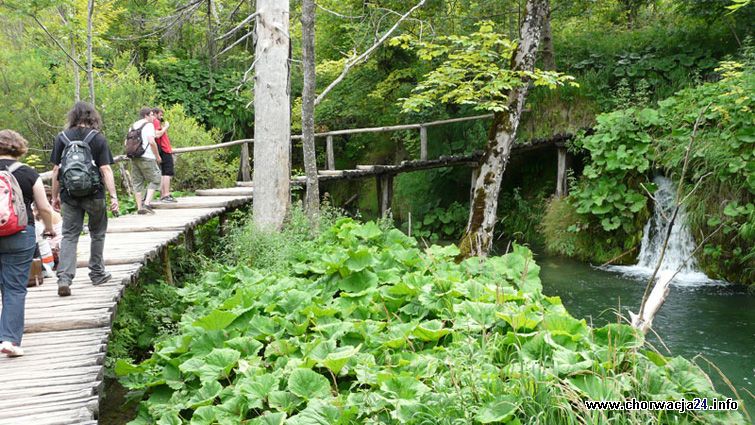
[134,192,143,210]
[144,188,157,206]
[161,176,172,198]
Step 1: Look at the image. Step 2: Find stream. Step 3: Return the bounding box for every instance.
[538,254,755,411]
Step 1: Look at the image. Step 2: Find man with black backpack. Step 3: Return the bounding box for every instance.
[50,102,119,297]
[125,107,162,214]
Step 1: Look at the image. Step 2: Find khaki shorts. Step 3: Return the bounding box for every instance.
[131,157,161,193]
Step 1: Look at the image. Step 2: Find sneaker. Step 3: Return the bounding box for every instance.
[160,196,177,203]
[143,204,155,212]
[0,341,24,357]
[58,285,71,297]
[91,272,112,286]
[137,208,154,215]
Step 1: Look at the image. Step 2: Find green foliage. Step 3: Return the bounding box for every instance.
[160,103,237,191]
[394,21,577,113]
[560,55,754,282]
[498,187,549,247]
[117,219,745,424]
[409,201,468,242]
[571,108,655,234]
[146,58,253,139]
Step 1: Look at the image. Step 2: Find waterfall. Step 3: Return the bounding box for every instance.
[607,176,718,286]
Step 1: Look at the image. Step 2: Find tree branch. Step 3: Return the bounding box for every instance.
[31,15,86,71]
[216,11,259,41]
[314,0,427,106]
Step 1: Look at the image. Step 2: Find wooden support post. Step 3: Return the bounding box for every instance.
[185,229,195,252]
[218,213,227,237]
[470,167,479,207]
[419,125,428,161]
[240,142,251,182]
[376,174,394,218]
[326,135,335,171]
[118,161,134,196]
[161,246,173,285]
[556,146,568,198]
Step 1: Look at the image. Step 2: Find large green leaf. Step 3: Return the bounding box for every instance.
[380,375,430,400]
[412,320,451,341]
[179,348,240,382]
[287,369,332,400]
[192,309,238,331]
[187,380,222,408]
[338,270,378,293]
[345,249,375,272]
[321,345,361,374]
[476,396,520,423]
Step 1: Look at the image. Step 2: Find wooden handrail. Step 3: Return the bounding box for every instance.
[38,114,497,182]
[175,114,495,152]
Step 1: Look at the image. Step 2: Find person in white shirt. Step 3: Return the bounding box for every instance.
[128,108,162,214]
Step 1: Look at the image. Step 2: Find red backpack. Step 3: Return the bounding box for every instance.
[0,162,29,236]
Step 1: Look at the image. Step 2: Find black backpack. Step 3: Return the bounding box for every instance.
[59,130,102,198]
[125,122,148,158]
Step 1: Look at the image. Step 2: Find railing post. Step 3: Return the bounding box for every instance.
[240,141,251,182]
[556,146,568,198]
[420,125,428,161]
[376,173,394,218]
[326,135,335,170]
[161,246,173,285]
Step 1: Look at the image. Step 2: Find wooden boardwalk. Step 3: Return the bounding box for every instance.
[0,189,253,425]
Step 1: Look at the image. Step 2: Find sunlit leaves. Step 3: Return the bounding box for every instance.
[393,21,577,113]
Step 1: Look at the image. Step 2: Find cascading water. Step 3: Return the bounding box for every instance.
[607,176,718,286]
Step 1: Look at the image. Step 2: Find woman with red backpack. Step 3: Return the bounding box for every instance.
[0,129,56,357]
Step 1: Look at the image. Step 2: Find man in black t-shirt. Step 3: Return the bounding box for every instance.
[50,102,119,297]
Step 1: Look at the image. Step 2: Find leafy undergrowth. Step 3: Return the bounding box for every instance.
[117,219,746,424]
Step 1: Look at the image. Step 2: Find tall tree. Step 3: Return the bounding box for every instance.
[460,0,549,258]
[253,0,291,230]
[86,0,95,105]
[301,0,319,221]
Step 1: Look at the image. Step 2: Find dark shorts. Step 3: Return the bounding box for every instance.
[159,150,174,176]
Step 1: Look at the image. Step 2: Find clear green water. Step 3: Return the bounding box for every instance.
[538,254,755,411]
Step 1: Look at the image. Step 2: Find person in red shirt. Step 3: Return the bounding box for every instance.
[152,108,176,203]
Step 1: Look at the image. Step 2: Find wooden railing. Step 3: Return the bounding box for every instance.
[41,114,495,183]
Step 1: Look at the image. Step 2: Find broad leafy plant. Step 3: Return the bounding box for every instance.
[117,219,745,424]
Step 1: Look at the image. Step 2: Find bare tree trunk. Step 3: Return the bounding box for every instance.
[458,0,548,259]
[301,0,319,221]
[253,0,291,231]
[207,0,217,70]
[86,0,95,105]
[72,35,80,101]
[541,0,555,70]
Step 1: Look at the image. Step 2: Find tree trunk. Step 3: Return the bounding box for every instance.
[301,0,319,222]
[458,0,548,259]
[72,35,80,101]
[86,0,95,105]
[541,0,555,70]
[207,0,217,70]
[253,0,291,231]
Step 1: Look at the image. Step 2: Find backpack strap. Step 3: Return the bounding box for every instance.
[82,130,98,145]
[59,131,72,147]
[7,162,23,173]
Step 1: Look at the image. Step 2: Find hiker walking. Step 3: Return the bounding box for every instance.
[125,108,161,214]
[152,108,176,203]
[0,130,56,356]
[50,102,119,297]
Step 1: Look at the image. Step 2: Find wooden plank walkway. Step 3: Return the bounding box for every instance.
[0,190,252,424]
